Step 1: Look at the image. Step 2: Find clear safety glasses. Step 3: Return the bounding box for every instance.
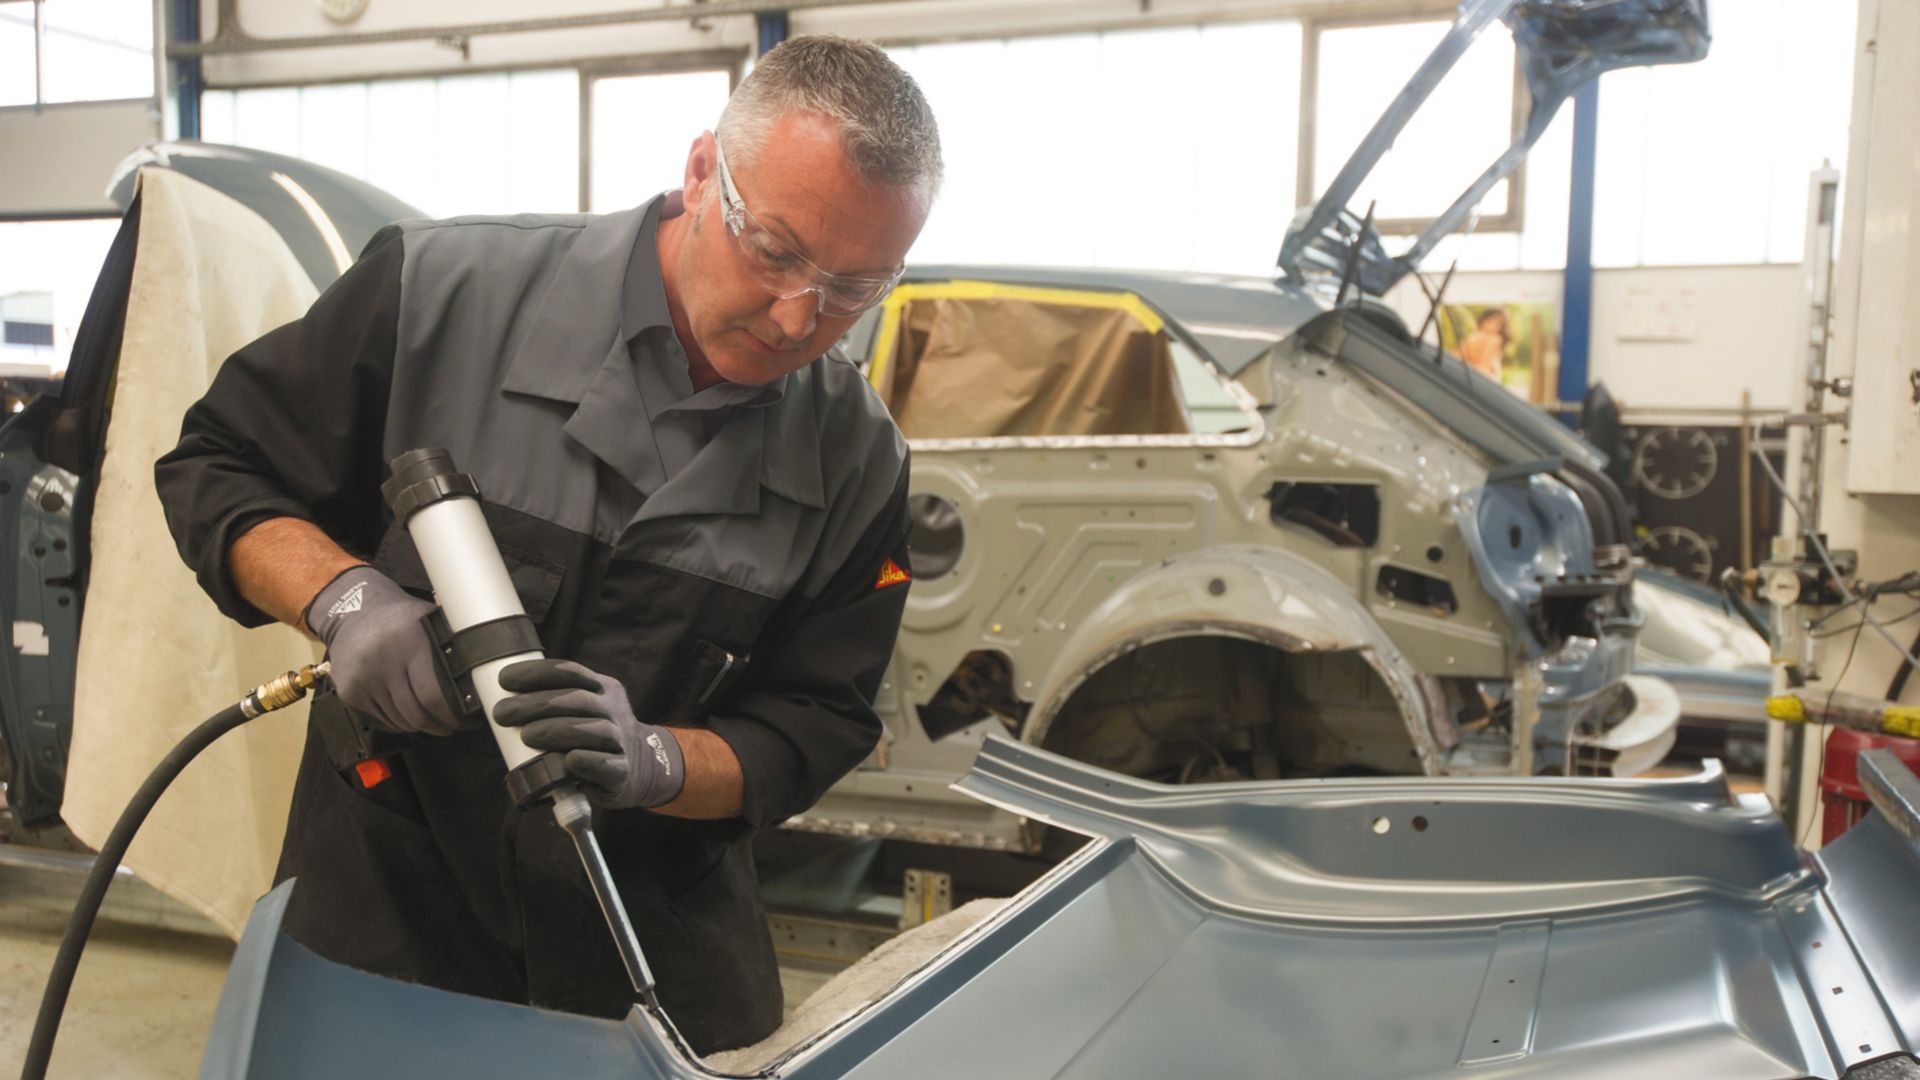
[713,137,904,318]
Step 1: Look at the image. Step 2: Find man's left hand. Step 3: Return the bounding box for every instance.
[494,659,687,809]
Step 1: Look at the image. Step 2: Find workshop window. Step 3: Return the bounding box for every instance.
[201,70,580,218]
[1592,0,1856,267]
[0,3,32,106]
[888,20,1302,276]
[0,218,120,378]
[0,0,154,106]
[586,67,733,213]
[3,319,53,347]
[1307,18,1519,230]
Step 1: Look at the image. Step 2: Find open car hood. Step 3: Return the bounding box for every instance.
[1278,0,1710,295]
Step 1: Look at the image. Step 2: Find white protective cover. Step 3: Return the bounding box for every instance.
[62,166,321,938]
[705,898,1008,1072]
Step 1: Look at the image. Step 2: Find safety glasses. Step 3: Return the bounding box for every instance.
[713,136,903,318]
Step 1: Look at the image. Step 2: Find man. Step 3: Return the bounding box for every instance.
[154,36,939,1055]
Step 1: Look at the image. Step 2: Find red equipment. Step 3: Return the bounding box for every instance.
[1820,726,1920,843]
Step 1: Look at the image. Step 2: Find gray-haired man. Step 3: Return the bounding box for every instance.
[155,36,939,1053]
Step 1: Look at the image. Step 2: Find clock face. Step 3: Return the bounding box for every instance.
[316,0,369,24]
[1632,426,1719,501]
[1641,525,1716,582]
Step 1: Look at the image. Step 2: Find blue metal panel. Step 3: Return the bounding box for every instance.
[200,737,1920,1079]
[169,0,202,140]
[756,11,789,56]
[1558,80,1599,404]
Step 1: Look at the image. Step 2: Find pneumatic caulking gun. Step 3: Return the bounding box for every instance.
[380,447,659,1005]
[20,448,664,1080]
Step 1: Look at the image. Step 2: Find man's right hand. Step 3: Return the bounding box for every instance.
[304,567,460,736]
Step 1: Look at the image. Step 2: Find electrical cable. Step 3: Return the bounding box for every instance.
[1801,573,1920,635]
[1802,617,1866,848]
[1750,437,1920,675]
[1813,601,1920,640]
[1806,595,1866,633]
[1888,622,1920,702]
[20,663,326,1080]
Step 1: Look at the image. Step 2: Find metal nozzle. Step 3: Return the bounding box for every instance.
[551,789,658,1004]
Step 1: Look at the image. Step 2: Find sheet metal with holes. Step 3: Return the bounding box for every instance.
[203,735,1920,1079]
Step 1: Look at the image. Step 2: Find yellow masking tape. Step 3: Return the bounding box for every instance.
[1884,705,1920,739]
[866,280,1166,390]
[1766,695,1807,724]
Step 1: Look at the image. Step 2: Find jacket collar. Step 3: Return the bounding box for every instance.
[500,193,824,513]
[501,196,658,405]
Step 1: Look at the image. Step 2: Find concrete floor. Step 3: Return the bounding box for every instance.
[0,896,234,1079]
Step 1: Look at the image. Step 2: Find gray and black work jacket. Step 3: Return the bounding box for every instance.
[154,192,910,1053]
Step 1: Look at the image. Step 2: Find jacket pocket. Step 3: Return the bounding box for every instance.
[658,640,751,726]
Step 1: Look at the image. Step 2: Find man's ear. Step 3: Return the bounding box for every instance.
[683,131,718,208]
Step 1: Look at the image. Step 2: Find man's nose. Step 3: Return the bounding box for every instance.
[767,290,820,344]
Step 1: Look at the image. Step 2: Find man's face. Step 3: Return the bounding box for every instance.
[670,112,930,387]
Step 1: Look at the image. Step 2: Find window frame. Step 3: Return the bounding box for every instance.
[577,48,744,213]
[0,0,159,113]
[201,49,747,215]
[200,66,592,218]
[871,7,1522,249]
[1295,8,1529,237]
[0,213,125,384]
[193,9,1533,242]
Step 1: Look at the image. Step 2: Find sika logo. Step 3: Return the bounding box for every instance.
[874,558,911,590]
[646,732,672,775]
[328,580,368,617]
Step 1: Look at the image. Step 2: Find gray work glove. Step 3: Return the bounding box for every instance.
[304,566,460,736]
[494,659,686,810]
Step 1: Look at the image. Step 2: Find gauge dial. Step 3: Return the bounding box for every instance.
[1641,525,1716,582]
[316,0,370,24]
[1764,569,1802,607]
[1632,426,1719,500]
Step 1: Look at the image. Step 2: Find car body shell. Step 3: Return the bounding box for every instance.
[198,739,1920,1079]
[800,265,1725,850]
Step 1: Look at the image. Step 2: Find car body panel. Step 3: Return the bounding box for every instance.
[1013,543,1449,772]
[817,265,1684,848]
[1635,566,1773,723]
[807,0,1729,846]
[200,738,1920,1079]
[0,145,420,826]
[107,142,424,291]
[0,198,142,826]
[0,438,81,824]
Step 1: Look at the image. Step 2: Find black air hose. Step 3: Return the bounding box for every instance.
[20,663,325,1080]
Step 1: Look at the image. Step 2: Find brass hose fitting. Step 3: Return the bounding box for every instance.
[240,661,332,719]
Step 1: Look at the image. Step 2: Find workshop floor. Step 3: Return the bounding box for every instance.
[0,896,234,1079]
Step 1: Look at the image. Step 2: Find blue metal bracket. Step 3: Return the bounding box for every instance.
[756,11,789,56]
[169,0,202,140]
[1557,80,1598,404]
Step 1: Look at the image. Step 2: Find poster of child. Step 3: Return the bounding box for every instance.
[1439,302,1559,403]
